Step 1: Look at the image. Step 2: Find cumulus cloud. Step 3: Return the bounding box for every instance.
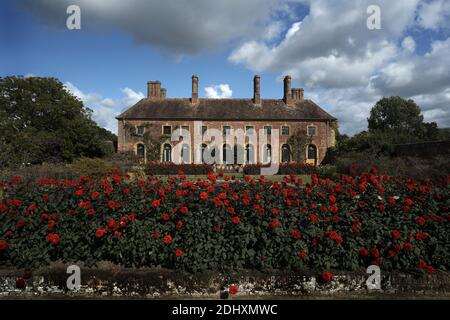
[18,0,282,55]
[229,0,450,134]
[64,82,144,133]
[204,84,233,99]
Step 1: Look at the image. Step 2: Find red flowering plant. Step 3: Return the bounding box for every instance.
[0,170,448,274]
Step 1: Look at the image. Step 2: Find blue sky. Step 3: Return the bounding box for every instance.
[1,0,450,134]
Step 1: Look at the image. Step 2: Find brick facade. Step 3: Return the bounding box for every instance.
[117,75,336,166]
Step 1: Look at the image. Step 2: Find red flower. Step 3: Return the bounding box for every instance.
[47,220,56,230]
[329,195,336,203]
[271,208,279,216]
[180,206,188,214]
[228,207,235,215]
[176,220,183,229]
[299,250,307,258]
[47,233,60,245]
[270,219,279,229]
[214,224,221,233]
[309,214,318,222]
[107,218,116,229]
[416,217,426,226]
[114,231,122,237]
[403,242,413,251]
[291,229,302,240]
[16,219,26,229]
[232,216,241,224]
[152,199,161,208]
[419,259,428,269]
[359,248,369,257]
[95,228,106,238]
[163,235,173,245]
[391,229,401,239]
[42,194,49,201]
[153,230,160,239]
[23,271,32,279]
[28,203,37,211]
[175,249,183,257]
[415,232,429,240]
[229,284,238,295]
[200,192,208,201]
[162,213,170,221]
[426,266,435,274]
[75,189,84,197]
[16,278,26,289]
[0,240,8,251]
[404,198,414,207]
[91,191,100,199]
[322,272,334,282]
[371,248,380,258]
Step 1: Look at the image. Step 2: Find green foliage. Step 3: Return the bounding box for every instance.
[69,158,114,178]
[124,123,162,161]
[287,129,312,162]
[0,76,117,168]
[0,172,448,272]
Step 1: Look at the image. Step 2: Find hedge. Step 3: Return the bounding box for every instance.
[243,163,316,175]
[145,162,213,175]
[0,170,449,274]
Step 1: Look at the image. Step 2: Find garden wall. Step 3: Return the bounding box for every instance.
[1,265,449,299]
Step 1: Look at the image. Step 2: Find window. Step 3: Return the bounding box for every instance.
[122,128,126,144]
[136,144,145,159]
[201,126,207,136]
[163,144,172,162]
[281,144,291,163]
[263,144,272,163]
[307,144,317,160]
[307,126,317,136]
[264,126,272,135]
[281,126,290,136]
[223,144,232,164]
[233,145,244,165]
[245,144,255,164]
[136,126,145,136]
[163,125,172,136]
[181,144,190,163]
[223,126,231,135]
[200,144,207,164]
[181,126,189,133]
[245,126,254,135]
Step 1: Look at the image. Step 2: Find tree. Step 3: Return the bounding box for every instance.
[287,129,312,163]
[367,96,438,141]
[0,76,116,168]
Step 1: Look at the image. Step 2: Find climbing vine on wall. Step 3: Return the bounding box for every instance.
[287,129,312,163]
[123,123,164,161]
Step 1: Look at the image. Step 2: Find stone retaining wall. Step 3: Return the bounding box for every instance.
[1,264,449,299]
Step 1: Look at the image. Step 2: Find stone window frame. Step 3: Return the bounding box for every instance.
[136,125,145,136]
[162,124,172,137]
[245,125,255,135]
[307,125,317,137]
[281,125,290,136]
[222,125,232,136]
[161,142,173,162]
[263,125,272,135]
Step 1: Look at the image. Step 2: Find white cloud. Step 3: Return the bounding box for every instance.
[204,84,233,99]
[401,36,416,53]
[418,0,450,30]
[64,82,144,133]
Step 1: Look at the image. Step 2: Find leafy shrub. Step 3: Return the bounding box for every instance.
[315,165,339,180]
[145,162,213,175]
[0,171,448,273]
[243,163,316,175]
[69,158,114,178]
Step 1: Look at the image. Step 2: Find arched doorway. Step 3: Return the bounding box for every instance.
[307,144,317,166]
[281,144,291,163]
[136,143,145,159]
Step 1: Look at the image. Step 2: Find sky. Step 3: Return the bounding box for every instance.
[1,0,449,135]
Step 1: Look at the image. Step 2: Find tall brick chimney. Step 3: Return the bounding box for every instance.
[160,88,167,98]
[147,81,161,99]
[291,88,304,102]
[253,75,261,105]
[283,75,292,105]
[191,75,199,104]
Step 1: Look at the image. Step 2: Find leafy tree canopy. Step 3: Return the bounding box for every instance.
[0,76,116,168]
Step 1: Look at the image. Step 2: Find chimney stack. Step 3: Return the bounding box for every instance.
[160,88,167,98]
[291,88,304,102]
[253,75,261,105]
[283,75,292,104]
[147,81,161,99]
[191,75,199,104]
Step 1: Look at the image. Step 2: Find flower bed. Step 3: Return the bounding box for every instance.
[0,170,448,275]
